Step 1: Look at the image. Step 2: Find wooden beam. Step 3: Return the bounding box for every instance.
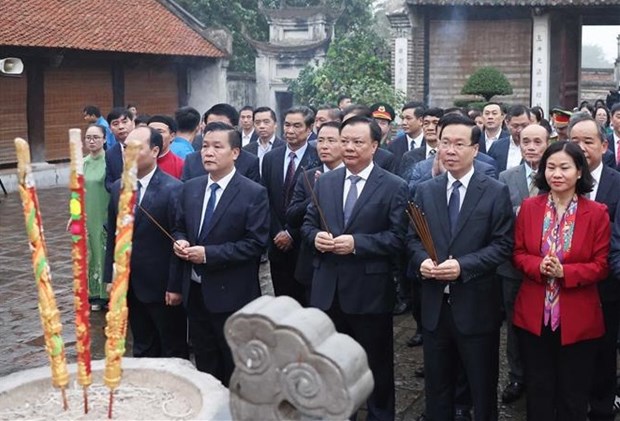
[26,58,45,162]
[112,62,124,107]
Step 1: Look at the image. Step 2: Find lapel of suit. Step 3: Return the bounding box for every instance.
[345,166,383,230]
[202,172,241,239]
[190,177,209,243]
[429,174,451,241]
[596,167,613,201]
[136,168,161,229]
[297,144,319,177]
[272,147,286,191]
[328,169,346,235]
[451,171,485,243]
[514,165,529,201]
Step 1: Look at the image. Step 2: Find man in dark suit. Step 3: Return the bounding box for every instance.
[399,107,444,180]
[262,106,320,304]
[479,102,509,154]
[569,114,620,421]
[104,126,188,359]
[408,114,514,421]
[243,106,285,171]
[286,121,344,301]
[104,107,135,191]
[605,103,620,169]
[497,123,549,404]
[302,116,408,421]
[181,148,260,183]
[488,105,531,173]
[172,122,269,386]
[389,101,426,172]
[239,105,259,147]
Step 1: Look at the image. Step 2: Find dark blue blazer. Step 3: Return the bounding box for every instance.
[243,137,285,156]
[180,149,260,183]
[398,146,427,180]
[605,133,618,169]
[287,166,323,284]
[408,171,514,335]
[301,166,408,314]
[374,147,396,173]
[104,168,181,303]
[487,137,516,173]
[104,142,123,192]
[388,133,426,174]
[594,165,620,301]
[172,172,269,313]
[478,127,509,154]
[261,143,320,252]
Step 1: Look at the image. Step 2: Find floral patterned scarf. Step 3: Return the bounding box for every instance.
[540,194,578,331]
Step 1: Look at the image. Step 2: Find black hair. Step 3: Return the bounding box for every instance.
[437,113,479,145]
[340,115,382,143]
[107,107,133,125]
[468,109,482,119]
[539,118,553,134]
[423,107,444,119]
[240,105,254,113]
[253,106,277,122]
[203,121,241,149]
[568,112,607,144]
[506,104,531,121]
[531,106,544,122]
[482,102,504,113]
[147,115,177,133]
[83,105,101,117]
[443,107,468,117]
[316,105,343,122]
[127,103,136,109]
[579,103,595,117]
[285,106,315,127]
[534,141,594,195]
[342,104,372,119]
[337,95,351,104]
[204,103,239,127]
[175,106,200,132]
[610,102,620,117]
[86,123,107,137]
[135,114,150,126]
[317,120,341,134]
[143,126,163,157]
[402,101,426,118]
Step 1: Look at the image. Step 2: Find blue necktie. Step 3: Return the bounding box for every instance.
[343,175,361,226]
[199,183,220,239]
[448,180,462,236]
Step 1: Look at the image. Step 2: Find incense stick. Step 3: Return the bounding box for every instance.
[407,202,438,263]
[136,203,179,246]
[300,166,331,235]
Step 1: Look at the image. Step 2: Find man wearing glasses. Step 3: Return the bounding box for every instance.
[408,113,514,421]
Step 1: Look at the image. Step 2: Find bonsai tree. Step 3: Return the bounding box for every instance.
[461,67,513,102]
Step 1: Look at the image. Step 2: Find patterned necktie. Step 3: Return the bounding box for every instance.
[410,139,416,151]
[136,180,143,206]
[528,172,538,197]
[199,183,220,238]
[429,148,436,158]
[616,140,620,165]
[343,175,361,226]
[283,151,297,207]
[448,180,462,236]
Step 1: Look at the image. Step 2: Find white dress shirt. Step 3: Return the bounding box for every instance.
[241,129,255,147]
[137,166,157,204]
[484,129,501,152]
[407,132,424,151]
[590,162,603,200]
[506,136,522,170]
[283,143,309,180]
[343,162,374,210]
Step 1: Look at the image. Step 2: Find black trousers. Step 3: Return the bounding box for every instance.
[327,299,395,421]
[518,325,599,421]
[423,297,499,421]
[187,281,234,386]
[127,288,188,359]
[588,300,620,421]
[270,249,307,306]
[502,276,524,383]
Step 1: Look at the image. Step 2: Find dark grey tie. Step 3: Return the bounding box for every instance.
[410,139,416,150]
[343,175,361,226]
[448,180,462,236]
[136,180,143,205]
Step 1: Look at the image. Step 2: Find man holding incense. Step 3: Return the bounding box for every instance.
[104,126,188,359]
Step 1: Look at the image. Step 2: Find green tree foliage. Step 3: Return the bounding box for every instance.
[287,27,405,108]
[461,67,513,102]
[176,0,374,72]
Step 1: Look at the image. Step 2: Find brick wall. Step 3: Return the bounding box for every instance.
[428,19,532,108]
[0,76,27,165]
[125,66,178,116]
[44,65,113,161]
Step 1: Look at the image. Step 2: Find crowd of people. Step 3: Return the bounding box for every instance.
[79,95,620,421]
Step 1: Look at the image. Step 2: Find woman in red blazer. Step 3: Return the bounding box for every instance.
[513,141,610,421]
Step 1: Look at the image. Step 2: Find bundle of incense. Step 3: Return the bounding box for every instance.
[300,166,330,234]
[14,138,69,410]
[406,202,438,263]
[103,138,141,419]
[68,129,92,413]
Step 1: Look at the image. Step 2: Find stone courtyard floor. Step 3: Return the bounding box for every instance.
[0,187,528,420]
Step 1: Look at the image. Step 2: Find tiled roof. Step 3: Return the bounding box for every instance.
[0,0,226,58]
[407,0,618,5]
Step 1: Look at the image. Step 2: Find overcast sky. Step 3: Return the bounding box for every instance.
[582,26,619,62]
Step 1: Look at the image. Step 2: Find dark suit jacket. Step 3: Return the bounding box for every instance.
[605,133,618,169]
[104,142,123,192]
[240,130,259,145]
[180,149,260,183]
[262,143,320,254]
[104,168,181,304]
[243,137,285,156]
[594,166,620,301]
[487,137,517,173]
[398,146,427,180]
[408,171,514,335]
[388,133,425,174]
[287,166,323,284]
[302,166,408,314]
[513,195,609,345]
[172,172,269,313]
[478,127,509,154]
[374,147,395,173]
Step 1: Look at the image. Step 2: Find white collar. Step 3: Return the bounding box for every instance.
[207,167,236,191]
[323,162,345,173]
[346,162,374,180]
[138,166,157,189]
[447,165,475,190]
[591,162,603,186]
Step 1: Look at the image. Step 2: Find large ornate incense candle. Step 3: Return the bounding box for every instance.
[103,138,140,418]
[14,138,69,409]
[68,129,92,412]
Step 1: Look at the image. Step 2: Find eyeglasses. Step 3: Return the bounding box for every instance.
[438,140,475,151]
[85,136,104,141]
